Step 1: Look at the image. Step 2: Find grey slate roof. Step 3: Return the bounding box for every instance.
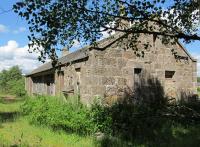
[26,32,124,76]
[26,46,90,76]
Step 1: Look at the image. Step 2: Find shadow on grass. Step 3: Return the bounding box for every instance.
[0,111,19,123]
[0,95,22,124]
[97,125,200,147]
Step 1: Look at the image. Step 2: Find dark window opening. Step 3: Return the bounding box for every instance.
[165,71,175,78]
[134,68,142,87]
[134,68,142,74]
[76,68,81,85]
[75,68,81,72]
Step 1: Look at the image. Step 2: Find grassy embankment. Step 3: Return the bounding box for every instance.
[0,94,94,147]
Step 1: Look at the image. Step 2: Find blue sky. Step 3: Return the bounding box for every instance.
[0,0,200,74]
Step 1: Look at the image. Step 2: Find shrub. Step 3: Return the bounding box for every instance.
[90,101,170,144]
[90,103,113,134]
[21,96,94,134]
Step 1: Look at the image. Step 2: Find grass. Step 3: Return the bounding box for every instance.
[0,100,23,113]
[0,94,95,147]
[1,94,200,147]
[0,117,94,147]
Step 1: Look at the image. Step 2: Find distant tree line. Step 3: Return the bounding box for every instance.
[0,66,26,97]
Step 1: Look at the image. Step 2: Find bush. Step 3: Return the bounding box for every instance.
[90,102,113,134]
[91,102,170,144]
[21,96,94,134]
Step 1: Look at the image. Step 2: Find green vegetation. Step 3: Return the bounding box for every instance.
[0,95,94,147]
[197,77,200,83]
[0,66,26,97]
[20,94,200,147]
[0,118,94,147]
[1,74,200,146]
[0,99,23,113]
[21,96,93,134]
[1,93,200,146]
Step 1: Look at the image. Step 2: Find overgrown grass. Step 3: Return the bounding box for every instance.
[0,95,95,147]
[0,117,94,147]
[0,100,23,113]
[1,92,200,147]
[20,95,200,147]
[0,94,23,112]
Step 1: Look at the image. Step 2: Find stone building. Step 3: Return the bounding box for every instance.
[25,32,197,104]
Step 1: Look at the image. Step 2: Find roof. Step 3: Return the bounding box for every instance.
[26,33,123,76]
[26,46,90,76]
[26,32,196,76]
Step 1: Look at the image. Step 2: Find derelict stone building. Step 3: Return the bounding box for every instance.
[25,32,197,104]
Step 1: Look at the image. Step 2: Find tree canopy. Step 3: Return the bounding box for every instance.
[0,66,26,96]
[13,0,200,64]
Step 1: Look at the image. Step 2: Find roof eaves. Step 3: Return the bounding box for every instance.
[25,46,90,77]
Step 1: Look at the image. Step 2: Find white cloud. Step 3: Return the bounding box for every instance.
[0,40,42,74]
[101,31,111,39]
[100,22,116,39]
[13,27,26,34]
[72,39,81,48]
[0,24,8,33]
[100,29,115,40]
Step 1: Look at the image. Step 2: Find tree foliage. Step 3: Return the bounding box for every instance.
[13,0,200,64]
[197,77,200,82]
[0,66,26,97]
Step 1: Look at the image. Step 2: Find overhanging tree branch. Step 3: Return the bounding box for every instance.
[13,0,200,63]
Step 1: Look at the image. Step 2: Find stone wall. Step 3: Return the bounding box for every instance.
[78,34,197,104]
[61,58,92,104]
